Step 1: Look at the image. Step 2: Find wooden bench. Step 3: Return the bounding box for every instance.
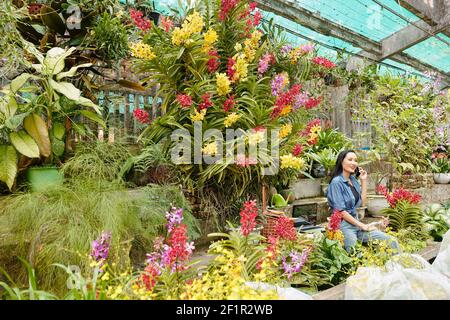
[312,241,442,300]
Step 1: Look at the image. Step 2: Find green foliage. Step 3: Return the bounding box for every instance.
[0,45,102,189]
[0,180,199,295]
[430,158,450,173]
[380,200,424,231]
[91,12,129,62]
[423,203,450,242]
[309,128,352,154]
[61,141,131,181]
[361,74,448,174]
[0,258,57,300]
[208,223,266,279]
[307,148,338,176]
[311,236,354,286]
[0,1,28,77]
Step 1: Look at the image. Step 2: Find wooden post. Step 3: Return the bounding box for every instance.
[262,183,267,214]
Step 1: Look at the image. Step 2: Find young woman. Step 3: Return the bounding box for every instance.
[326,150,400,253]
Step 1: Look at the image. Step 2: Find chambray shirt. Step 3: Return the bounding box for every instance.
[326,174,362,218]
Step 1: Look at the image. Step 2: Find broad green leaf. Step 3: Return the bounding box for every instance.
[5,112,30,130]
[23,113,51,157]
[76,97,101,114]
[116,79,146,91]
[72,123,86,136]
[0,145,18,190]
[49,79,81,101]
[51,138,65,157]
[32,64,43,73]
[22,40,44,63]
[56,63,92,81]
[1,96,18,118]
[43,47,76,75]
[9,130,40,158]
[10,73,33,93]
[79,110,106,127]
[40,5,66,36]
[52,122,65,140]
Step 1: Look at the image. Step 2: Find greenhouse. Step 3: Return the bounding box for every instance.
[0,0,449,302]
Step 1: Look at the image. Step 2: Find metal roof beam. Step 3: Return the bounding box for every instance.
[381,15,450,59]
[398,0,448,25]
[256,0,449,82]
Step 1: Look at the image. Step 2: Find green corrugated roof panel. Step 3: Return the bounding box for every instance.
[290,0,420,41]
[404,33,450,73]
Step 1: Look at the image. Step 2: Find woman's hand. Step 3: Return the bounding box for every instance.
[360,223,376,232]
[380,216,389,228]
[359,167,368,180]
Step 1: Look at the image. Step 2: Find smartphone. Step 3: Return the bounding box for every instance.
[355,167,361,178]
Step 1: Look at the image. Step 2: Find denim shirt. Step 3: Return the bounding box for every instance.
[326,174,362,218]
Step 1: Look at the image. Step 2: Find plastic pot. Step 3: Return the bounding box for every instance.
[26,166,64,192]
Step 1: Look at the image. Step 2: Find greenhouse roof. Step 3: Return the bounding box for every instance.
[152,0,450,87]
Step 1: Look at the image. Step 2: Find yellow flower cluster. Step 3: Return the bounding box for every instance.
[280,154,305,170]
[308,125,321,143]
[224,112,241,128]
[247,131,265,145]
[280,105,293,117]
[129,42,156,60]
[230,31,261,82]
[244,31,262,61]
[190,109,207,122]
[278,124,292,139]
[184,11,204,33]
[181,249,278,300]
[171,11,204,46]
[130,283,157,300]
[252,257,280,284]
[326,229,344,245]
[203,28,218,52]
[216,73,231,96]
[202,141,218,155]
[288,47,303,64]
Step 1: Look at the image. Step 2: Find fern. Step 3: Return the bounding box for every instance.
[380,200,424,231]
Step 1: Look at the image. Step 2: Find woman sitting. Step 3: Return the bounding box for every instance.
[326,150,400,253]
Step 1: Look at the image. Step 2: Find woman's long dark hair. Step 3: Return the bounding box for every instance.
[329,149,356,183]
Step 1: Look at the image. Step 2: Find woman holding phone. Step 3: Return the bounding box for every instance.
[326,150,400,253]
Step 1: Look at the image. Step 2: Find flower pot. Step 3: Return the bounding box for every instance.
[290,178,322,199]
[433,173,450,184]
[321,182,329,196]
[356,206,366,220]
[367,195,389,217]
[26,166,64,192]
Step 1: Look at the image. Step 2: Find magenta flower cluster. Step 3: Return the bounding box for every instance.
[91,231,112,266]
[281,247,311,279]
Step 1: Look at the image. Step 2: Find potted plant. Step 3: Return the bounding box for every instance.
[431,158,450,184]
[308,148,338,195]
[270,193,294,217]
[0,44,103,191]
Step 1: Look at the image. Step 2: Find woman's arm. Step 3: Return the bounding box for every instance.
[341,210,366,229]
